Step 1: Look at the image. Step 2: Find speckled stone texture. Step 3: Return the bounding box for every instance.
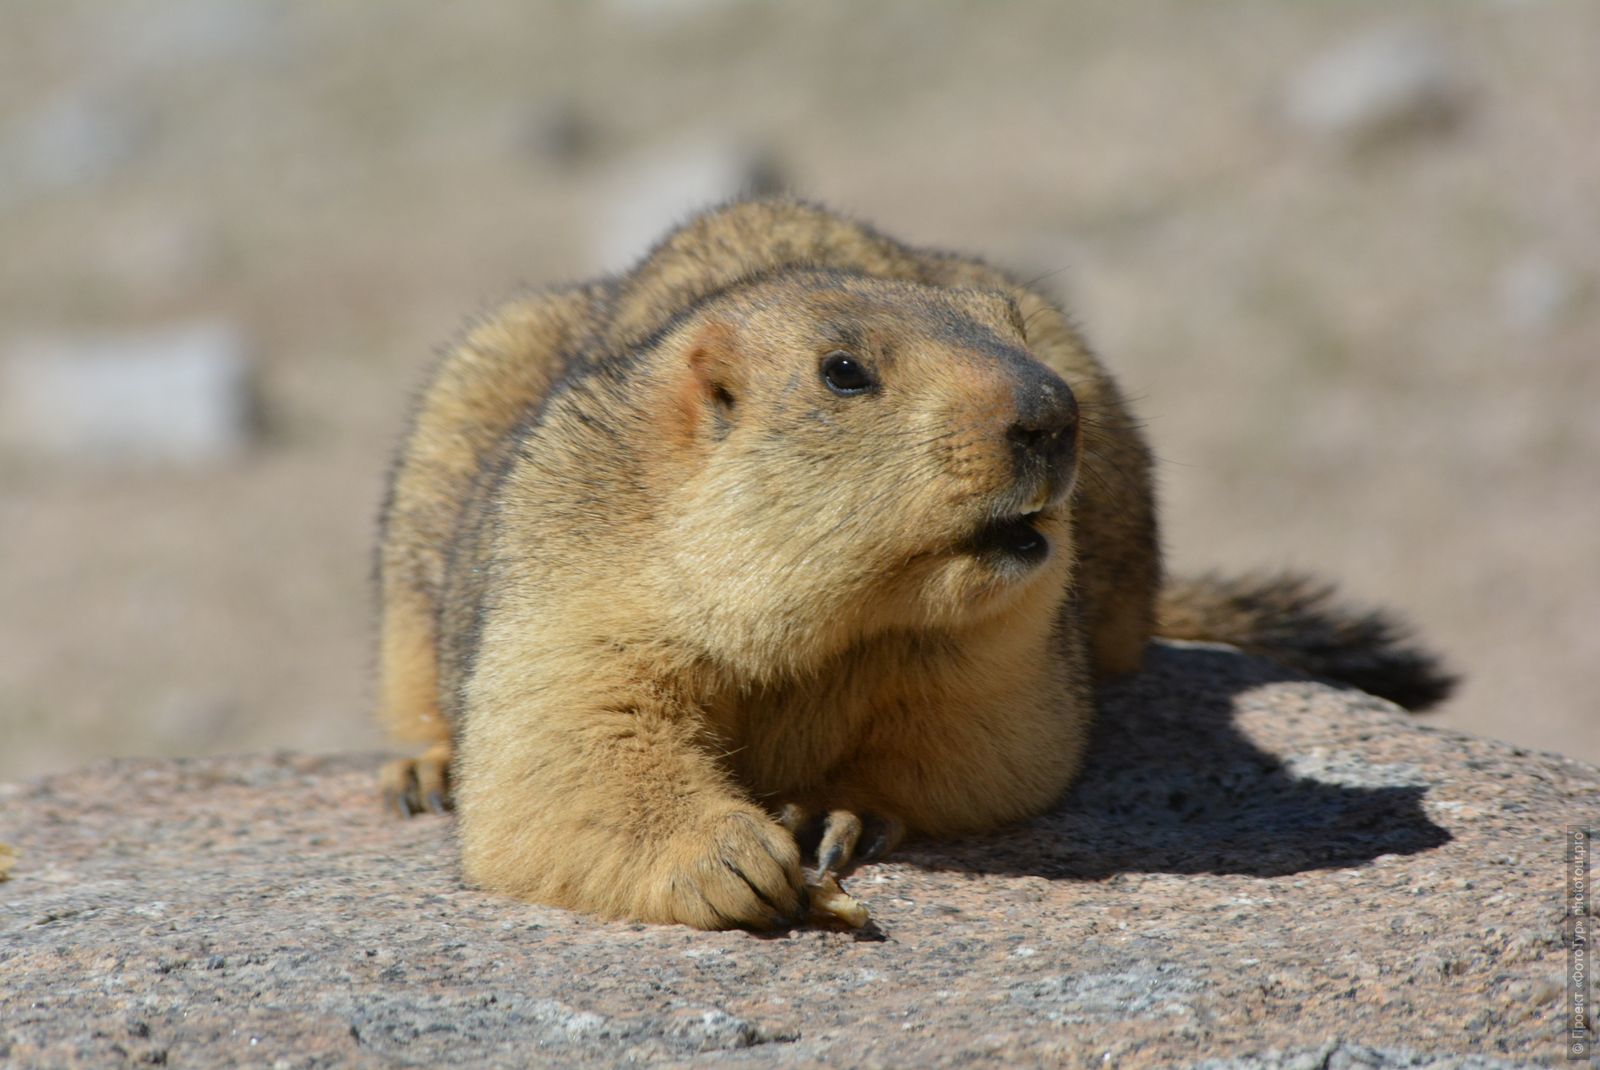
[0,644,1578,1068]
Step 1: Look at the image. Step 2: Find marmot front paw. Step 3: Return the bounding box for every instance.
[378,740,453,818]
[650,807,808,930]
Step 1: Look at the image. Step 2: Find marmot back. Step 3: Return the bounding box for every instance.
[374,197,1453,929]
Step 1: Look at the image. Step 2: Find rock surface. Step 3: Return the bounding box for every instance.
[0,645,1575,1068]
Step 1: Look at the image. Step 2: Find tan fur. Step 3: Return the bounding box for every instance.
[374,198,1446,929]
[377,287,598,743]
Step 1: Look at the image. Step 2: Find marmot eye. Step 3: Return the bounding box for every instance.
[820,351,874,396]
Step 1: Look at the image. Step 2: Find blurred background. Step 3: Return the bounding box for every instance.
[1,0,1596,782]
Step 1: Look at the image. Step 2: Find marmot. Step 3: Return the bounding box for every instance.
[374,198,1453,929]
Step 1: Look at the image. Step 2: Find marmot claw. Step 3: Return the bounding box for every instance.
[778,803,904,875]
[378,741,452,819]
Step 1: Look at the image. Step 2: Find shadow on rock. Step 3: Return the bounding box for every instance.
[902,644,1452,880]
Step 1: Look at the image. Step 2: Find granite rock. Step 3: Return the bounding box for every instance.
[0,644,1576,1068]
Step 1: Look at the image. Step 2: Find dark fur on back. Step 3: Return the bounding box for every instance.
[1157,572,1457,711]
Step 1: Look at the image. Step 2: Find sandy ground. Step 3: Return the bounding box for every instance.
[1,0,1596,780]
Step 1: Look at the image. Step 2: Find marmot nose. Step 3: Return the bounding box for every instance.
[1006,379,1079,470]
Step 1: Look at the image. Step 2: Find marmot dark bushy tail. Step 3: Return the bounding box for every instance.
[373,196,1455,929]
[1156,572,1457,711]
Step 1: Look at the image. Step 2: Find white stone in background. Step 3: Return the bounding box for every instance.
[592,138,784,272]
[1497,253,1580,335]
[4,3,285,201]
[0,322,256,466]
[7,91,152,191]
[1282,26,1467,148]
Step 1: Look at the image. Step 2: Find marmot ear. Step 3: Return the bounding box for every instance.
[682,320,742,437]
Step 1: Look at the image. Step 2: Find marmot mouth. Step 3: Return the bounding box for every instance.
[971,511,1049,566]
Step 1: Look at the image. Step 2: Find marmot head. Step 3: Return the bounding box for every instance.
[647,270,1081,675]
